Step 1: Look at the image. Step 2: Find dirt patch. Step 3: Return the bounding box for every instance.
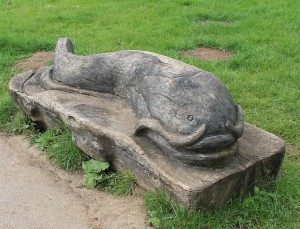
[182,47,233,61]
[0,134,150,229]
[285,143,299,162]
[286,143,298,153]
[13,52,54,72]
[200,20,235,26]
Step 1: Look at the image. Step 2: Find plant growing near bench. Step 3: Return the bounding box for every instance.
[82,159,110,189]
[82,159,136,195]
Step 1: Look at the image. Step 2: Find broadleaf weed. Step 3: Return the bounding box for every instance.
[82,159,136,195]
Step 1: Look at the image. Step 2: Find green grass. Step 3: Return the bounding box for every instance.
[82,159,136,195]
[31,126,89,172]
[0,0,299,227]
[100,171,136,196]
[0,0,299,148]
[145,162,300,228]
[32,127,136,194]
[3,108,36,134]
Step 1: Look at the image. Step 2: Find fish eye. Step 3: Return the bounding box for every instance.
[187,115,194,121]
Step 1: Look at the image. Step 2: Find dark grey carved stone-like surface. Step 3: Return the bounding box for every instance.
[9,38,285,209]
[32,38,243,167]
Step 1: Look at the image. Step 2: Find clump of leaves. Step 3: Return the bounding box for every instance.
[82,159,110,189]
[82,159,136,195]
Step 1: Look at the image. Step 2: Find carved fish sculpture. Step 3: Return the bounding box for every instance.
[48,38,244,167]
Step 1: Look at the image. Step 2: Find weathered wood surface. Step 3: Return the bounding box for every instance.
[9,70,285,209]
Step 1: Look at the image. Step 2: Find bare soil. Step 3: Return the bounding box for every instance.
[200,20,235,26]
[182,48,233,61]
[13,52,54,72]
[0,134,149,229]
[286,143,297,153]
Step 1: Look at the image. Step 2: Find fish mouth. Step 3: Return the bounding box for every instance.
[171,133,237,167]
[134,118,238,167]
[135,124,237,167]
[134,118,207,147]
[134,105,243,149]
[133,105,243,167]
[175,134,237,167]
[172,143,237,167]
[185,134,235,150]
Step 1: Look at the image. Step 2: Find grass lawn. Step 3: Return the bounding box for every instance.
[0,0,299,228]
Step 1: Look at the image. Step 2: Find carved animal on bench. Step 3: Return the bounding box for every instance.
[45,38,244,167]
